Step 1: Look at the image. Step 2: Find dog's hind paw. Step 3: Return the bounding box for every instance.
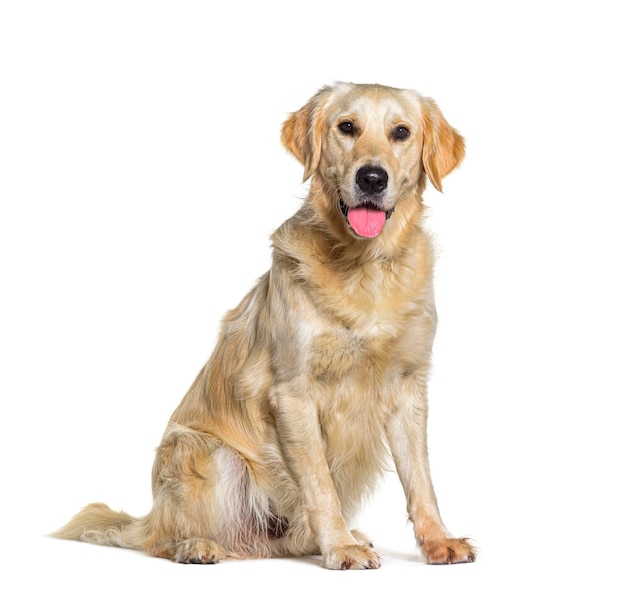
[173,538,224,564]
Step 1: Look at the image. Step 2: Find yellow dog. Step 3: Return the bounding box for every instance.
[54,82,476,569]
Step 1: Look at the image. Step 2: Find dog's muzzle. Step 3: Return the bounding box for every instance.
[339,165,395,238]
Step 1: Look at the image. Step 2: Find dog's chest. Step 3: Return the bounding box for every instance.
[309,327,397,517]
[307,300,430,384]
[308,326,389,382]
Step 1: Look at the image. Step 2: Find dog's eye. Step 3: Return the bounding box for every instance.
[338,121,355,135]
[393,126,410,140]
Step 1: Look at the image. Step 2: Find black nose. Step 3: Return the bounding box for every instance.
[356,165,388,195]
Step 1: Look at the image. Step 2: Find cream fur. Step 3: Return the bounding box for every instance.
[53,82,476,569]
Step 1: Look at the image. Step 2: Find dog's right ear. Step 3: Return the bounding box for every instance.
[420,98,465,193]
[281,87,332,182]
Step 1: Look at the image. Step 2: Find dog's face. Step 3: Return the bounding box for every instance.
[282,83,465,240]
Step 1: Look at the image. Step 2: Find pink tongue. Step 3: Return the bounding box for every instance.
[347,207,387,238]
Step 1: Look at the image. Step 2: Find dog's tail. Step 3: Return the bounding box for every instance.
[51,503,145,550]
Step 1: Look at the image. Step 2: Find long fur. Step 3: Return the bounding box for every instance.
[53,82,476,569]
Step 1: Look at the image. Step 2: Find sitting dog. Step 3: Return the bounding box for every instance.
[54,82,476,569]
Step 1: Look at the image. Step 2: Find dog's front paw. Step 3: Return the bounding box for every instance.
[322,544,381,570]
[421,537,476,565]
[350,528,374,547]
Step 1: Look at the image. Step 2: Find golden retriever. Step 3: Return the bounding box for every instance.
[54,82,476,569]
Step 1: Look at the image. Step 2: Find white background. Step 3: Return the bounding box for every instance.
[1,1,625,599]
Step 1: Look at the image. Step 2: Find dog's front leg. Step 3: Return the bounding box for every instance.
[273,384,381,570]
[385,380,476,564]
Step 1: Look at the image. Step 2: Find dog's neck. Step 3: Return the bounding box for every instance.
[271,179,428,274]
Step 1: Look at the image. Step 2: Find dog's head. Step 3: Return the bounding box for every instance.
[281,82,464,240]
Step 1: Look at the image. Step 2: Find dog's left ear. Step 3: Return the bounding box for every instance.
[281,87,332,182]
[420,98,465,192]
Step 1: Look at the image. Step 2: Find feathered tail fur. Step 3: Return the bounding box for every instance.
[52,503,144,550]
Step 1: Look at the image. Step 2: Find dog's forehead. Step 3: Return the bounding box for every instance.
[328,85,420,123]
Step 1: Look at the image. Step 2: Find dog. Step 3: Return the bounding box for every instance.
[53,82,476,569]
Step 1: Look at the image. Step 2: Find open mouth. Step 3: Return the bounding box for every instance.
[339,197,395,239]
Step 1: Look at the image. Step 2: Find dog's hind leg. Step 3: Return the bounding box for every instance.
[143,423,276,563]
[140,425,225,562]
